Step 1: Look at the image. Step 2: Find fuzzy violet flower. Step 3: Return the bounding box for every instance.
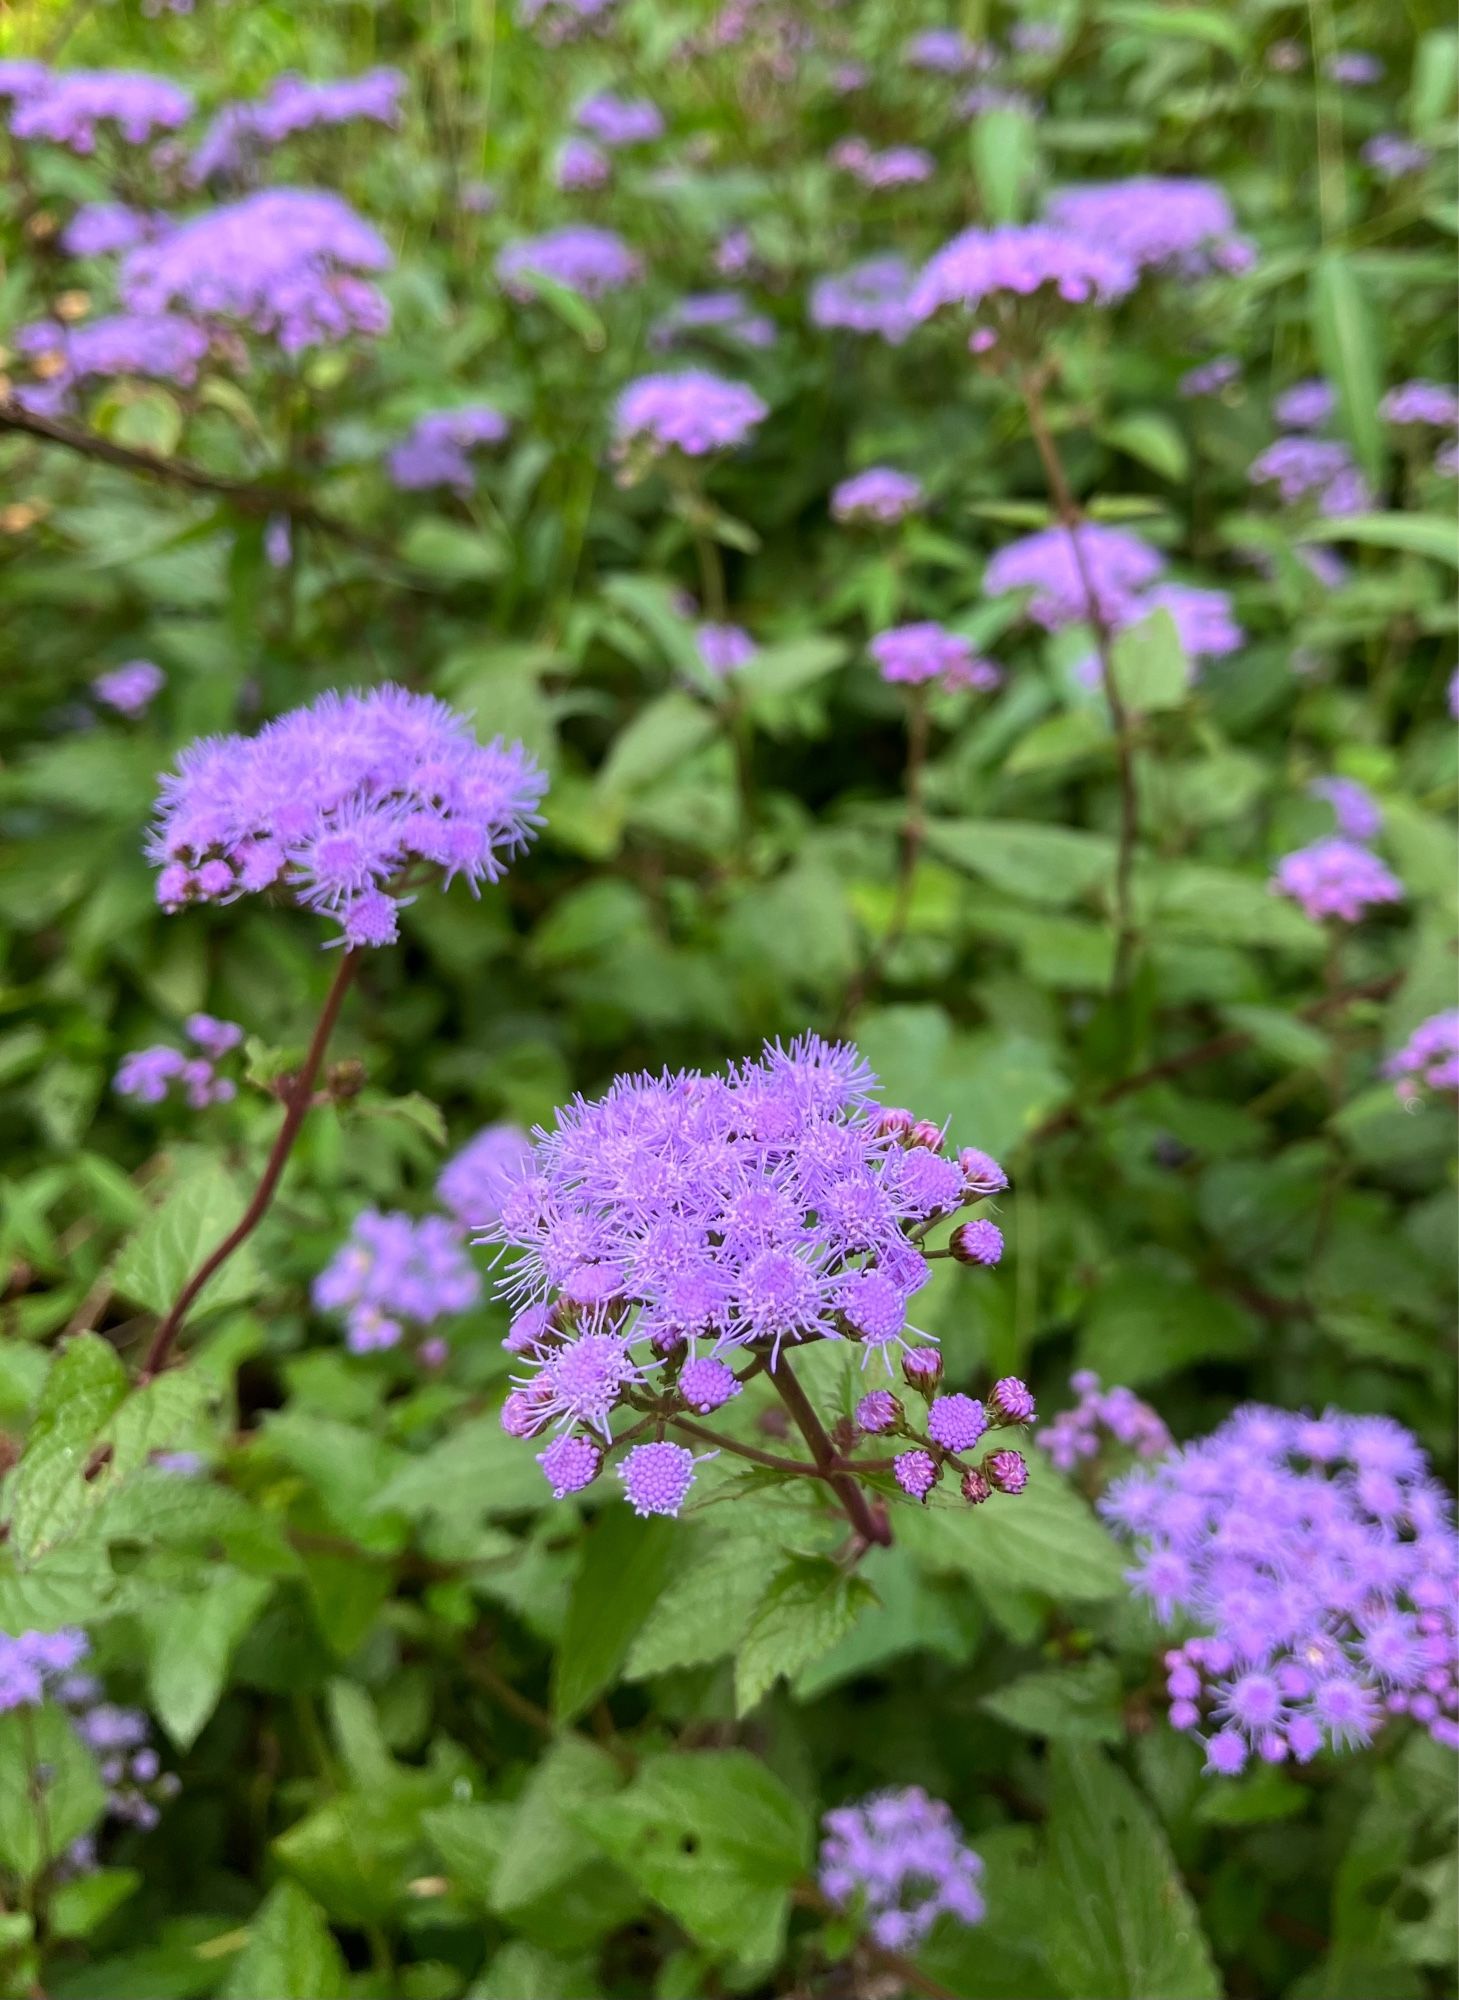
[1272,838,1403,924]
[695,622,756,679]
[1383,1010,1459,1105]
[1039,1369,1173,1475]
[496,224,642,301]
[650,291,776,354]
[437,1122,534,1228]
[0,1629,89,1711]
[830,138,934,190]
[386,405,510,494]
[61,201,161,258]
[1273,379,1335,430]
[1249,437,1371,517]
[115,1013,244,1109]
[909,223,1136,327]
[1045,178,1254,278]
[146,684,546,947]
[819,1788,985,1951]
[869,623,1000,694]
[985,522,1165,631]
[832,467,924,527]
[809,256,918,344]
[7,68,192,152]
[14,314,209,415]
[1102,1403,1459,1768]
[613,369,767,462]
[314,1208,481,1355]
[1380,380,1459,430]
[189,68,404,182]
[93,659,165,717]
[1309,775,1382,841]
[574,91,663,146]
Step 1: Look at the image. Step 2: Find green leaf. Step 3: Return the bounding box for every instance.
[49,1867,141,1941]
[143,1570,273,1748]
[422,1801,514,1888]
[1045,1745,1219,1999]
[371,1412,546,1526]
[400,518,507,581]
[470,1943,598,2000]
[1079,1269,1257,1387]
[624,1530,769,1680]
[6,1334,129,1562]
[554,1507,678,1720]
[971,108,1036,224]
[221,1883,346,2000]
[734,1555,874,1715]
[737,635,847,704]
[1138,861,1324,952]
[983,1658,1125,1743]
[1299,513,1459,569]
[1097,414,1191,485]
[927,819,1116,908]
[1311,253,1385,484]
[596,692,718,795]
[1111,609,1190,712]
[570,1750,809,1973]
[0,1706,104,1881]
[899,1461,1126,1603]
[111,1159,264,1320]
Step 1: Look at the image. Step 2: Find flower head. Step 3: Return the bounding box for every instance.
[1309,776,1382,841]
[1039,1371,1171,1474]
[94,660,165,717]
[387,405,510,493]
[695,623,756,679]
[614,370,767,458]
[619,1440,700,1516]
[819,1788,984,1951]
[869,623,999,693]
[985,524,1164,630]
[497,224,641,301]
[910,224,1135,323]
[809,256,918,344]
[1381,380,1459,430]
[1383,1010,1459,1105]
[832,468,924,527]
[437,1123,534,1228]
[8,68,191,153]
[1045,179,1253,278]
[190,69,404,182]
[315,1208,481,1354]
[575,92,663,146]
[1272,838,1402,924]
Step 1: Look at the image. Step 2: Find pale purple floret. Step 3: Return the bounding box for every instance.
[15,314,209,414]
[678,1356,740,1412]
[314,1208,481,1354]
[696,622,756,678]
[1326,51,1383,84]
[1102,1402,1459,1768]
[0,1630,88,1712]
[115,1016,239,1107]
[894,1449,939,1499]
[387,405,511,493]
[1039,1369,1171,1474]
[0,61,46,103]
[957,1149,1007,1196]
[985,1448,1028,1493]
[832,468,923,526]
[910,224,1136,322]
[855,1390,901,1434]
[614,370,767,456]
[810,256,918,344]
[650,291,775,353]
[189,69,404,182]
[93,660,165,717]
[8,69,191,153]
[1363,134,1431,181]
[556,137,610,190]
[1309,776,1382,841]
[1249,437,1372,515]
[1272,379,1334,431]
[537,1432,602,1497]
[1380,381,1459,430]
[114,1046,187,1105]
[620,1441,700,1516]
[904,29,992,73]
[497,224,641,301]
[122,190,392,352]
[61,202,159,258]
[927,1394,987,1454]
[1272,838,1403,924]
[185,1013,244,1059]
[147,684,546,946]
[1179,356,1239,398]
[438,1123,534,1228]
[985,523,1165,630]
[830,137,934,189]
[820,1788,984,1952]
[574,91,663,146]
[1045,178,1254,278]
[869,623,999,694]
[1383,1010,1459,1105]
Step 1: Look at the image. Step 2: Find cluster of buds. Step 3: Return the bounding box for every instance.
[853,1364,1035,1505]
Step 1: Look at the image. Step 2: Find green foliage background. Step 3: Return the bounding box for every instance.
[0,1,1455,1995]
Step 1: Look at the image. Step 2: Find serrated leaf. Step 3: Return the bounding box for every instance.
[982,1658,1125,1743]
[596,691,718,796]
[143,1569,273,1748]
[733,1556,874,1715]
[899,1461,1126,1603]
[111,1159,264,1320]
[625,1531,775,1680]
[221,1882,346,2000]
[6,1334,129,1562]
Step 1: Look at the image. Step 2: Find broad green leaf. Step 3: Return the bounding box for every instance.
[570,1750,809,1972]
[982,1658,1125,1743]
[1045,1745,1219,1999]
[49,1868,141,1941]
[856,1006,1069,1157]
[971,108,1036,223]
[371,1412,546,1526]
[1310,253,1385,483]
[400,518,507,581]
[927,819,1116,907]
[111,1158,264,1320]
[1138,861,1324,952]
[1098,414,1191,485]
[0,1706,104,1881]
[553,1508,678,1721]
[738,635,847,704]
[144,1571,273,1748]
[596,691,718,795]
[1098,0,1246,56]
[1300,513,1459,569]
[470,1943,598,2000]
[1079,1269,1257,1387]
[1111,609,1189,713]
[422,1802,514,1888]
[624,1530,769,1680]
[794,1547,981,1698]
[220,1882,346,2000]
[898,1461,1126,1603]
[6,1334,129,1562]
[733,1555,875,1715]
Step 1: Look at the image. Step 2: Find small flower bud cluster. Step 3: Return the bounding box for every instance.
[1037,1369,1171,1475]
[831,467,924,527]
[93,660,165,718]
[58,1671,178,1857]
[854,1352,1034,1509]
[1383,1010,1459,1105]
[830,137,934,189]
[819,1787,984,1951]
[114,1014,244,1110]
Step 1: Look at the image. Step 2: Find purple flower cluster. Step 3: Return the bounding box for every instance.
[556,136,610,190]
[1045,179,1254,279]
[1038,1370,1171,1476]
[1381,380,1459,430]
[122,190,392,352]
[574,92,663,146]
[189,68,405,182]
[314,1208,481,1355]
[1327,51,1383,85]
[61,202,162,258]
[1383,1011,1459,1106]
[14,313,209,415]
[614,370,767,458]
[1249,437,1371,517]
[831,467,923,526]
[819,1788,985,1951]
[437,1122,534,1227]
[115,1014,243,1109]
[386,405,511,493]
[1273,379,1334,431]
[1272,838,1403,925]
[650,291,776,353]
[696,622,757,679]
[1309,775,1382,841]
[910,224,1136,323]
[903,29,992,74]
[1363,134,1431,181]
[0,1628,88,1711]
[58,1669,177,1858]
[93,659,165,718]
[870,624,1001,694]
[146,684,547,948]
[984,523,1165,631]
[861,1350,1034,1508]
[1103,1403,1459,1770]
[6,68,191,152]
[830,138,934,189]
[1179,356,1239,399]
[489,1036,1010,1511]
[497,224,642,301]
[809,256,918,344]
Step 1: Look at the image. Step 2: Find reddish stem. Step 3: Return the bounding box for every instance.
[768,1355,893,1548]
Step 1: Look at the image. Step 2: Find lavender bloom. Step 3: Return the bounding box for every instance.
[678,1356,740,1412]
[496,224,641,301]
[1039,1370,1172,1475]
[8,70,191,153]
[910,224,1136,323]
[1104,1403,1459,1767]
[985,524,1165,630]
[0,61,47,103]
[538,1432,601,1497]
[831,468,923,526]
[1383,1011,1459,1105]
[185,1013,244,1059]
[696,623,756,678]
[1326,52,1383,85]
[856,1390,902,1434]
[0,1630,88,1712]
[1310,776,1382,841]
[1272,838,1403,924]
[950,1218,1003,1265]
[93,660,165,717]
[15,314,209,414]
[927,1394,987,1453]
[437,1123,534,1228]
[386,405,511,494]
[122,190,392,353]
[903,29,992,73]
[1381,381,1459,430]
[820,1789,984,1951]
[650,291,776,353]
[894,1449,940,1499]
[1045,179,1254,278]
[146,685,546,947]
[555,136,610,190]
[314,1208,481,1354]
[1363,134,1431,181]
[115,1013,241,1108]
[190,69,404,182]
[61,202,158,258]
[1273,379,1334,431]
[56,1671,173,1839]
[574,92,663,146]
[1179,357,1239,398]
[614,370,767,458]
[1249,437,1372,515]
[870,624,1000,694]
[1142,583,1243,661]
[809,256,918,344]
[620,1441,700,1516]
[114,1046,187,1105]
[830,138,934,189]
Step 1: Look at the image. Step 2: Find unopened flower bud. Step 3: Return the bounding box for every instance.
[901,1346,942,1395]
[909,1119,944,1151]
[957,1146,1008,1196]
[950,1219,1004,1266]
[875,1107,915,1141]
[984,1447,1028,1494]
[960,1467,992,1504]
[988,1376,1035,1425]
